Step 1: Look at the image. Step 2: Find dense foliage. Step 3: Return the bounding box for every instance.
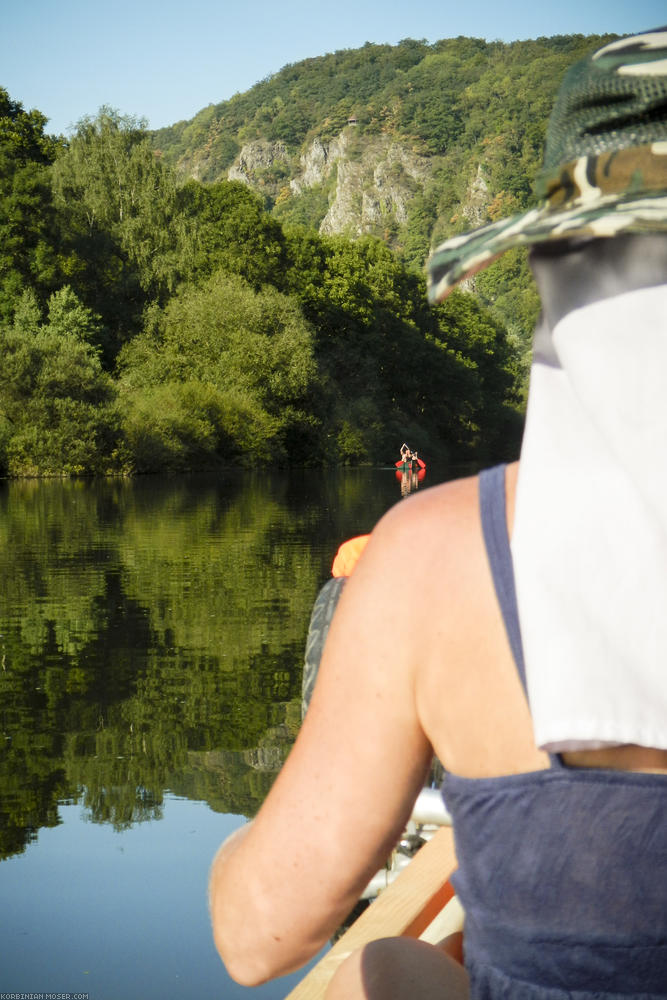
[2,32,610,477]
[1,80,527,477]
[155,35,604,174]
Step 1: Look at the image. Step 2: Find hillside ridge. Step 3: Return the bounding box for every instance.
[152,32,614,271]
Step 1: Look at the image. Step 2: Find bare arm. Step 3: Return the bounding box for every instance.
[209,492,438,985]
[209,462,551,986]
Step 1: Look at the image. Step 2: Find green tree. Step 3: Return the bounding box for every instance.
[0,286,121,476]
[179,179,288,289]
[52,108,194,358]
[117,271,320,469]
[281,228,520,462]
[0,89,64,321]
[434,289,524,458]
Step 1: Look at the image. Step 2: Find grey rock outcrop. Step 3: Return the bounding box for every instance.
[289,134,348,193]
[462,164,491,228]
[228,140,290,185]
[227,127,436,238]
[318,137,430,236]
[458,164,493,292]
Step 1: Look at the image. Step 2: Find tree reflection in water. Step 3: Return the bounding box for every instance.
[0,468,413,857]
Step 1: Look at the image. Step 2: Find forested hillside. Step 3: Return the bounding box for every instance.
[154,33,612,335]
[0,33,611,477]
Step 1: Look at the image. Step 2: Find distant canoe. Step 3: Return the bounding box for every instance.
[395,458,426,472]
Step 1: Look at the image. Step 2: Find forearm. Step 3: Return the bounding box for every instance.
[209,506,436,985]
[209,820,286,986]
[209,816,348,986]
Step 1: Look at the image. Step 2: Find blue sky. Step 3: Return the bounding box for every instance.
[3,0,665,136]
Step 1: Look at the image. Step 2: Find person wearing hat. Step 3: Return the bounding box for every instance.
[209,28,667,998]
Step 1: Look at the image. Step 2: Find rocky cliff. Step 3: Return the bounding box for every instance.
[152,33,610,270]
[226,126,492,260]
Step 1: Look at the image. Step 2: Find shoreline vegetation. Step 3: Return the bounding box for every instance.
[0,33,608,478]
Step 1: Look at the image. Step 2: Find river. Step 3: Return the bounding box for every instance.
[0,463,464,998]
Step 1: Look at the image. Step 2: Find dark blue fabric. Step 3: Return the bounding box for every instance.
[478,464,528,695]
[440,465,667,999]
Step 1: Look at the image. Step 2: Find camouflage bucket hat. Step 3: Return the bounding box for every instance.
[427,28,667,303]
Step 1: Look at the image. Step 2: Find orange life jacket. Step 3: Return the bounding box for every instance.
[331,534,370,577]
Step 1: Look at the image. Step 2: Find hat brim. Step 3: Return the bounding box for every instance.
[427,191,667,304]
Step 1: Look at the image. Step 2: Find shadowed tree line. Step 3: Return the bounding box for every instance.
[0,89,523,477]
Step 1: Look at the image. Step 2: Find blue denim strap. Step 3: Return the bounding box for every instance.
[479,465,528,698]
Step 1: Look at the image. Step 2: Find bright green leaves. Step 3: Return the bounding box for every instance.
[0,287,120,476]
[0,87,63,165]
[51,108,195,352]
[0,90,68,321]
[117,272,319,471]
[0,153,60,321]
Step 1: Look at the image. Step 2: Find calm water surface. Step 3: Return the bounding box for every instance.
[0,465,460,998]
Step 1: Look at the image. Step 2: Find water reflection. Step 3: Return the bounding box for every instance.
[0,795,323,999]
[0,468,415,858]
[397,466,427,497]
[0,466,467,997]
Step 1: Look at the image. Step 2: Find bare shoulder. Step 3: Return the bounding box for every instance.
[327,471,489,721]
[374,462,518,548]
[364,473,482,578]
[310,462,539,777]
[348,472,485,636]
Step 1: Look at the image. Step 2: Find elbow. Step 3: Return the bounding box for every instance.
[209,886,295,986]
[209,823,273,985]
[212,919,312,988]
[210,888,269,986]
[210,896,271,986]
[213,931,272,988]
[208,824,327,985]
[211,895,324,986]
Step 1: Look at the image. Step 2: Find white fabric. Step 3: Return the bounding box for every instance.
[512,284,667,752]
